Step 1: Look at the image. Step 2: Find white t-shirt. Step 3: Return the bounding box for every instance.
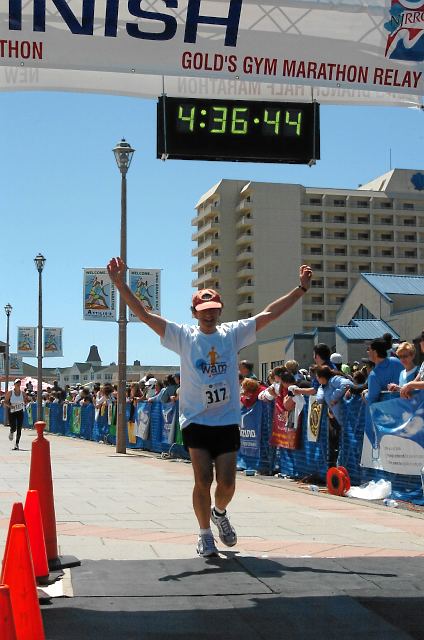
[161,318,257,429]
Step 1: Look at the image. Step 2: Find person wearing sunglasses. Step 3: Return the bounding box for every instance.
[400,332,424,399]
[387,342,418,393]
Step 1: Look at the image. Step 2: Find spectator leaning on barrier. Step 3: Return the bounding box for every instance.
[160,374,178,403]
[363,338,404,404]
[399,332,424,399]
[387,342,418,394]
[107,256,312,558]
[315,365,353,467]
[240,378,266,409]
[293,343,336,398]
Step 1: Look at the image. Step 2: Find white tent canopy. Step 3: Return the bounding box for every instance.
[0,0,423,106]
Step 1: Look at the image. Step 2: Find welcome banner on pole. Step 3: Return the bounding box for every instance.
[128,269,161,320]
[83,268,116,321]
[17,327,37,357]
[43,327,63,357]
[0,1,422,107]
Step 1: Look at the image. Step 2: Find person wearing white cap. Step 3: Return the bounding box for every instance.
[4,379,25,450]
[108,256,312,558]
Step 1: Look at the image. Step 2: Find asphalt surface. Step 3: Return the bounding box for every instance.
[0,426,423,639]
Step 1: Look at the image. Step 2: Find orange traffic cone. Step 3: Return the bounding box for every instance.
[0,585,17,640]
[1,503,26,583]
[24,490,49,582]
[2,524,45,640]
[29,421,59,566]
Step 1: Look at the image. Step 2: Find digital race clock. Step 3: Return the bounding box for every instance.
[157,96,320,164]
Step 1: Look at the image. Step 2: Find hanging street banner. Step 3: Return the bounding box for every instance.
[9,354,24,376]
[17,327,37,357]
[43,327,63,357]
[362,391,424,476]
[0,1,422,107]
[128,269,161,321]
[83,268,116,321]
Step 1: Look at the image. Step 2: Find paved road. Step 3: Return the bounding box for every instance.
[1,426,423,639]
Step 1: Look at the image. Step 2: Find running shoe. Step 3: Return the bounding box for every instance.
[8,429,13,441]
[13,444,19,451]
[211,508,237,547]
[196,532,219,557]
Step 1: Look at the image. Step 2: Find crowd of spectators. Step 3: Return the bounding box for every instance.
[237,330,424,468]
[0,373,181,412]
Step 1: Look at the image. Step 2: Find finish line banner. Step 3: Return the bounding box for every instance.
[0,1,422,106]
[362,391,424,476]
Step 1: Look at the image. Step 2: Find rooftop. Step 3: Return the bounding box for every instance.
[361,273,424,301]
[336,319,400,342]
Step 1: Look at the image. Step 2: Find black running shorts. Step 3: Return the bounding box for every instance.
[182,423,240,459]
[9,409,24,429]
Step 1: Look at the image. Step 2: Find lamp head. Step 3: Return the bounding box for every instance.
[113,138,135,176]
[34,253,46,273]
[4,303,12,316]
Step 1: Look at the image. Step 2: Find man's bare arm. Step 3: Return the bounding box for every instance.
[254,265,312,332]
[107,257,167,339]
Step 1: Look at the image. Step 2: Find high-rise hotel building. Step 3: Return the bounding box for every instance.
[191,169,424,368]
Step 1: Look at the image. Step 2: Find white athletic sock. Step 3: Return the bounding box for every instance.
[200,527,212,536]
[213,506,226,517]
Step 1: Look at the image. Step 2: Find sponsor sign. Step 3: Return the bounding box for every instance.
[0,1,421,106]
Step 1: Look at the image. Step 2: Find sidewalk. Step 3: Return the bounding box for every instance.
[1,426,423,639]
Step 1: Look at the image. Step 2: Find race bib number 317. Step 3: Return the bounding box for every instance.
[202,382,230,409]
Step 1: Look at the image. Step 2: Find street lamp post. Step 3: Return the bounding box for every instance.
[4,303,12,424]
[34,253,46,421]
[113,139,135,455]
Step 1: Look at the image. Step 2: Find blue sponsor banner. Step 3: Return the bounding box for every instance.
[367,390,424,476]
[239,402,262,461]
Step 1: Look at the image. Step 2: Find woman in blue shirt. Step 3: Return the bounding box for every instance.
[400,332,424,399]
[387,342,418,393]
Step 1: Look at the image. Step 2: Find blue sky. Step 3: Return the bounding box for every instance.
[1,91,423,369]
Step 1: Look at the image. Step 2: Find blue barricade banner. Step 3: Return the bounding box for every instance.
[240,402,262,461]
[161,402,177,446]
[136,402,151,443]
[364,391,424,476]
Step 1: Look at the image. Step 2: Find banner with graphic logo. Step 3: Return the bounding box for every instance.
[17,327,37,357]
[83,269,116,321]
[240,401,262,459]
[128,269,161,321]
[307,399,323,442]
[270,394,302,449]
[361,391,424,475]
[43,327,63,357]
[9,354,23,376]
[161,402,177,445]
[71,406,81,435]
[0,1,422,106]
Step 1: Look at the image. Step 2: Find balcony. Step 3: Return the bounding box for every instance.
[236,232,253,246]
[236,215,253,230]
[191,270,218,287]
[237,301,255,312]
[191,221,219,241]
[236,198,252,212]
[192,254,219,271]
[237,266,254,278]
[191,237,219,257]
[236,248,253,261]
[237,283,254,295]
[191,202,220,225]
